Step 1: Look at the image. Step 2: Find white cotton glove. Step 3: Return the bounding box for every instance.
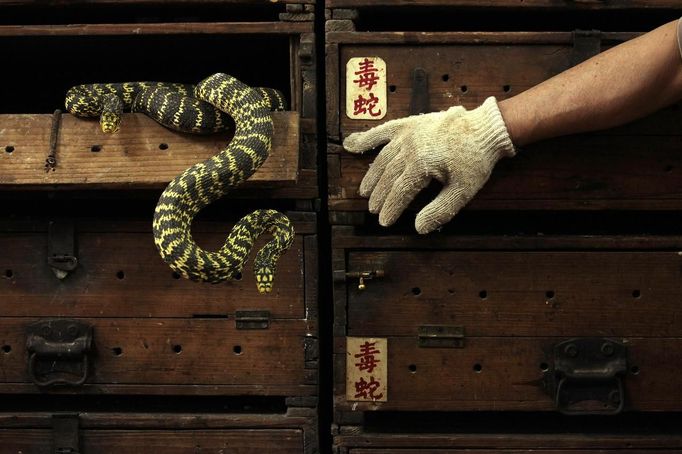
[343,97,516,234]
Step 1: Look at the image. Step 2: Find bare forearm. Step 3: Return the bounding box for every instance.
[499,20,682,147]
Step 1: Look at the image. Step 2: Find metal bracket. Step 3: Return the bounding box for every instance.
[47,219,78,280]
[409,68,431,115]
[236,310,270,330]
[571,30,602,67]
[26,319,93,387]
[418,325,465,348]
[545,337,628,415]
[52,413,80,454]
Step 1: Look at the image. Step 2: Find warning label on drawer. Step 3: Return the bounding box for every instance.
[346,337,388,402]
[346,57,387,120]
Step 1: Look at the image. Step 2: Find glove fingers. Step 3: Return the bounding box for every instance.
[342,118,407,154]
[367,156,406,213]
[359,141,402,197]
[415,184,470,234]
[378,168,431,227]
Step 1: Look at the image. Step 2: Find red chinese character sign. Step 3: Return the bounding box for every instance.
[346,337,388,402]
[346,57,387,120]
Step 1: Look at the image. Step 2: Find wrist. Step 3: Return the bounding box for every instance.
[469,97,516,159]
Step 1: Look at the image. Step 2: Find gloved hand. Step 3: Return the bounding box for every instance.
[343,97,516,234]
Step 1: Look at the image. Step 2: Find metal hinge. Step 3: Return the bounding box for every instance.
[418,325,465,348]
[235,310,270,330]
[52,413,80,454]
[47,219,78,280]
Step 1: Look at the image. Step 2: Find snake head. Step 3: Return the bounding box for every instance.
[255,266,275,294]
[100,111,121,133]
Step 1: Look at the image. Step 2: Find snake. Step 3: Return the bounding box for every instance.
[65,74,295,293]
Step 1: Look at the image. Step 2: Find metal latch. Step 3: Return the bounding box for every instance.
[343,270,385,290]
[571,30,602,67]
[47,219,78,280]
[236,310,270,330]
[409,67,430,115]
[26,319,93,387]
[52,413,80,454]
[545,337,628,415]
[418,325,465,348]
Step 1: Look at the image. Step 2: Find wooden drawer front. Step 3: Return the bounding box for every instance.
[0,429,302,453]
[0,22,317,199]
[0,218,316,394]
[335,249,682,411]
[1,224,306,319]
[347,251,681,337]
[328,33,682,212]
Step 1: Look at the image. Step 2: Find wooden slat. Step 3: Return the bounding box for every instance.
[0,112,298,188]
[0,429,302,454]
[334,336,682,412]
[0,22,313,36]
[337,433,682,450]
[351,450,682,454]
[0,318,309,391]
[327,0,682,8]
[0,0,314,3]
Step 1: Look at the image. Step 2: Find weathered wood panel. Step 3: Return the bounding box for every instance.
[0,112,298,189]
[334,336,682,411]
[0,22,313,36]
[0,229,305,319]
[347,251,682,337]
[351,451,682,454]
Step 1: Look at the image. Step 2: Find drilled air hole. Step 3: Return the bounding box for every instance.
[473,363,483,373]
[112,347,123,356]
[116,270,125,280]
[540,362,549,372]
[159,143,169,150]
[503,85,511,93]
[411,287,422,296]
[546,290,555,299]
[4,269,13,279]
[233,345,243,355]
[1,345,11,354]
[389,85,397,93]
[90,145,102,152]
[234,272,243,281]
[665,165,674,173]
[447,288,455,294]
[460,85,468,93]
[442,74,450,82]
[479,290,488,300]
[408,364,417,373]
[173,344,182,354]
[631,365,641,375]
[172,272,181,280]
[632,289,641,299]
[4,146,14,153]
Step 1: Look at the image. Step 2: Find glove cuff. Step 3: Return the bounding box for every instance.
[468,96,516,159]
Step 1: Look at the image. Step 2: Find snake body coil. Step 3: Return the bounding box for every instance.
[66,74,295,293]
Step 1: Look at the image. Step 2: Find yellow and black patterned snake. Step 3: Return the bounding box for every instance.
[65,74,295,293]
